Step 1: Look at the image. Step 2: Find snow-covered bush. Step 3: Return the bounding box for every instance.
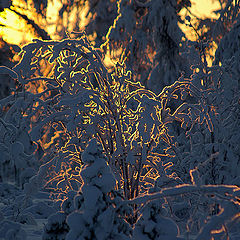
[172,45,240,187]
[43,212,69,240]
[128,183,240,239]
[66,138,132,240]
[0,117,37,185]
[133,199,183,240]
[0,33,214,202]
[0,39,19,100]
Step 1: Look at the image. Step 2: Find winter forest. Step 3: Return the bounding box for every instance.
[0,0,239,239]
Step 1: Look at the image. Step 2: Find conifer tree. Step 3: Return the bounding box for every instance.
[105,0,192,93]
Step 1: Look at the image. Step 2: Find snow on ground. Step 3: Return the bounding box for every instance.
[0,182,53,240]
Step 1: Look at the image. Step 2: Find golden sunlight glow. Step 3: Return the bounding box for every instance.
[0,0,91,45]
[178,0,221,65]
[45,0,62,38]
[45,0,91,39]
[191,0,220,18]
[0,8,34,45]
[0,0,221,48]
[179,0,221,41]
[0,0,221,70]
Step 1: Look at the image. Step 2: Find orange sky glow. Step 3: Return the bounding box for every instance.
[0,0,221,67]
[0,0,221,43]
[179,0,220,40]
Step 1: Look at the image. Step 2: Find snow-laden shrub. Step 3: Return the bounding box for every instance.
[133,198,183,240]
[66,138,132,240]
[0,109,38,185]
[0,33,214,201]
[20,167,37,189]
[0,39,19,100]
[43,184,82,239]
[167,63,240,233]
[43,212,69,240]
[128,182,240,240]
[170,49,240,187]
[61,190,78,215]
